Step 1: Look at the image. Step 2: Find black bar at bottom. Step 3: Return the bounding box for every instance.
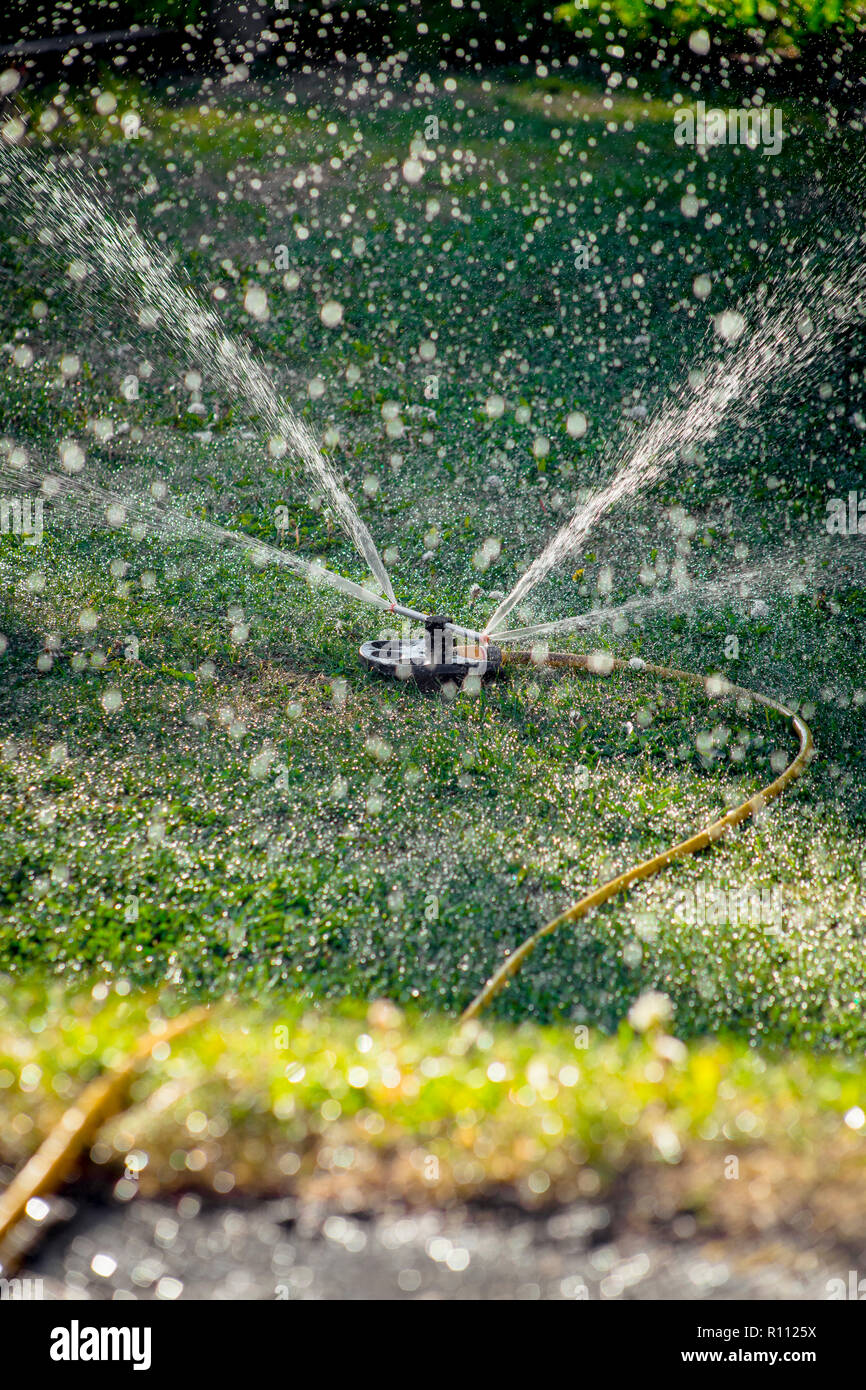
[1,1299,855,1374]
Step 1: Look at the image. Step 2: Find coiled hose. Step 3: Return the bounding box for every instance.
[461,648,814,1020]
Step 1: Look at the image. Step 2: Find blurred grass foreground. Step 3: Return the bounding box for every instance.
[2,984,866,1250]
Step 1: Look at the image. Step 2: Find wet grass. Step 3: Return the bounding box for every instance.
[0,64,864,1055]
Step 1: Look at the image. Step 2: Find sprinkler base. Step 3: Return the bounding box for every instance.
[360,614,501,693]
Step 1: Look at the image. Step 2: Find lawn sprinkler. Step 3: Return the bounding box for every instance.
[360,613,502,693]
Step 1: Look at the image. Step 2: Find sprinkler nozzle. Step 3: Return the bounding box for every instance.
[423,614,454,667]
[359,612,502,693]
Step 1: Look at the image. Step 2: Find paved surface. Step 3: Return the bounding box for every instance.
[15,1196,844,1300]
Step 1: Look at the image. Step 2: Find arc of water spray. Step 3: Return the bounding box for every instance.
[488,547,845,645]
[0,135,396,605]
[483,242,866,641]
[489,568,765,644]
[0,447,485,640]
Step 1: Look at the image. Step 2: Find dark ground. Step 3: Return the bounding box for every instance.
[16,1193,852,1301]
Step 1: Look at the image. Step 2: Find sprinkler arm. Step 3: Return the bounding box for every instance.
[364,591,485,644]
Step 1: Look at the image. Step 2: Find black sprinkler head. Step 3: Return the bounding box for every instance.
[360,614,502,693]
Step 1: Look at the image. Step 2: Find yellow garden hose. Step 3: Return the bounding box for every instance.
[0,1005,210,1273]
[461,649,815,1020]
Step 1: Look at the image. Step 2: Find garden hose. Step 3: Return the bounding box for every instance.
[461,649,814,1021]
[0,1005,211,1274]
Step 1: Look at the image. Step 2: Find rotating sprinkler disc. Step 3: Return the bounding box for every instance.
[360,614,502,693]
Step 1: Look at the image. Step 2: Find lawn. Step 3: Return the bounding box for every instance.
[0,57,864,1160]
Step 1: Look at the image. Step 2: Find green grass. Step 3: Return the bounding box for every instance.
[2,985,866,1221]
[0,65,864,1063]
[556,0,866,49]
